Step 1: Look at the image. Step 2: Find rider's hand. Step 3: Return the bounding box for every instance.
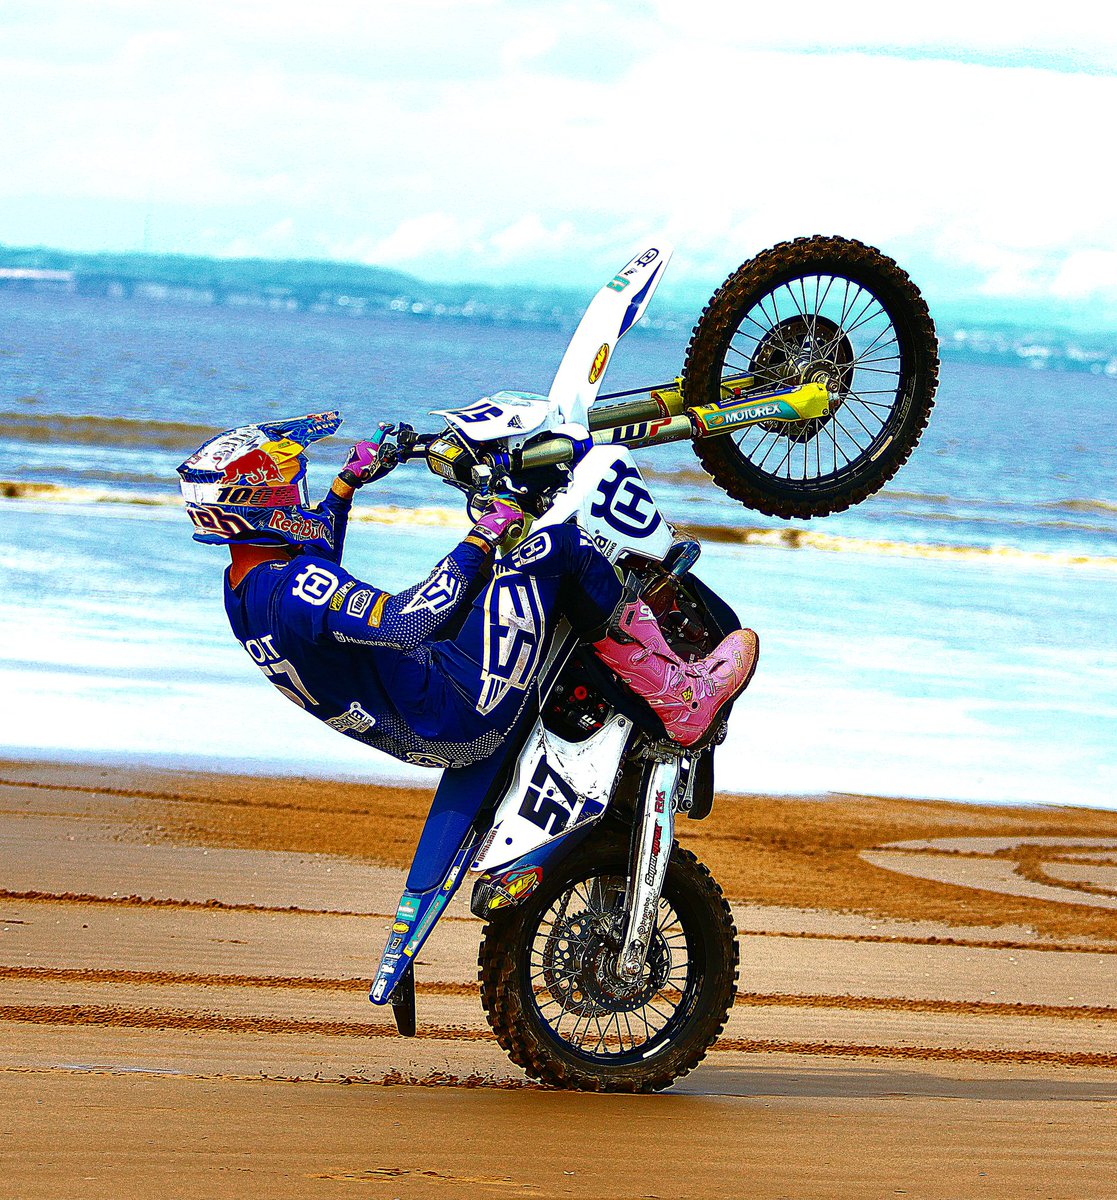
[338,431,398,488]
[471,496,524,549]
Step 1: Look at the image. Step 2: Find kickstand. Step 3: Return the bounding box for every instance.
[391,963,417,1037]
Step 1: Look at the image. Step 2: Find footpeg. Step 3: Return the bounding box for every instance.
[391,963,416,1037]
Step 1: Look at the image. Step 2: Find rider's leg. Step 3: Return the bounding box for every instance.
[424,525,757,753]
[591,596,758,748]
[505,526,760,749]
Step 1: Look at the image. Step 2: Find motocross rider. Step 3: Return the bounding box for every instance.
[177,411,759,768]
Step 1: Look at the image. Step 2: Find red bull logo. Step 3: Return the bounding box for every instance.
[221,448,284,485]
[266,509,329,542]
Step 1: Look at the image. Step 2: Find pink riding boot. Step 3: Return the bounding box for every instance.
[592,600,759,748]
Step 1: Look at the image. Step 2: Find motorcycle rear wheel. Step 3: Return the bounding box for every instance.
[684,235,939,519]
[478,835,738,1092]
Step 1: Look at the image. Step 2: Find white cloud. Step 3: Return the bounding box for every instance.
[1051,249,1117,300]
[488,215,578,261]
[353,214,484,265]
[2,1,1117,310]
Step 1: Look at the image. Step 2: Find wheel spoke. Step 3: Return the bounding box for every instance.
[693,263,912,487]
[521,873,692,1064]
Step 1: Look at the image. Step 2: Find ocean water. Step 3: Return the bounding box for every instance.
[1,290,1115,808]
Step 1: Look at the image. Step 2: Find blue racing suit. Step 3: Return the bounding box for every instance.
[224,489,623,768]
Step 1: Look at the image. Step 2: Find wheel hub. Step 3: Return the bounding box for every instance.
[749,315,853,442]
[543,906,670,1016]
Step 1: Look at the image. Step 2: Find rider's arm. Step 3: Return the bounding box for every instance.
[312,435,396,565]
[277,537,494,653]
[312,480,354,565]
[328,497,522,649]
[329,536,493,651]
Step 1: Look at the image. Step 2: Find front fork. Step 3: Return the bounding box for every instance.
[616,747,683,983]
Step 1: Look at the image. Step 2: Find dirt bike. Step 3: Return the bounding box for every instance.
[366,236,939,1091]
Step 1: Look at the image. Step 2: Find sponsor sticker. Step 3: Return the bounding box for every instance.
[702,402,785,431]
[405,752,452,768]
[345,588,375,618]
[329,580,356,611]
[368,593,388,627]
[488,867,543,911]
[221,448,282,485]
[511,531,552,567]
[400,569,461,615]
[269,510,330,543]
[590,459,662,540]
[471,828,499,868]
[645,822,664,886]
[392,921,409,934]
[187,505,255,538]
[324,701,376,735]
[216,484,301,507]
[588,343,610,385]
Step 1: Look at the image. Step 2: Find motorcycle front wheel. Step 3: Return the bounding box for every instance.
[478,835,738,1092]
[684,235,939,519]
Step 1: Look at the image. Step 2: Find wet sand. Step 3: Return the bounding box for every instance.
[2,759,1116,1198]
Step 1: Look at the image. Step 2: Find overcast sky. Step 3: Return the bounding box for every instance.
[2,1,1115,320]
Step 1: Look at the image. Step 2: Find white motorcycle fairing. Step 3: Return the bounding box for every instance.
[434,242,674,444]
[532,444,673,565]
[467,444,673,879]
[547,243,674,429]
[469,711,632,874]
[432,390,587,451]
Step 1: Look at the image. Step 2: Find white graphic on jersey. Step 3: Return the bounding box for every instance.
[400,569,461,615]
[241,635,318,708]
[476,574,546,716]
[405,752,453,768]
[292,565,339,606]
[325,701,377,734]
[511,530,552,567]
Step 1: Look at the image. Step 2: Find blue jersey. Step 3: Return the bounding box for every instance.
[224,490,622,769]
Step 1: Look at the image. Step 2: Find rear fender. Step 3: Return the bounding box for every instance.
[547,243,674,429]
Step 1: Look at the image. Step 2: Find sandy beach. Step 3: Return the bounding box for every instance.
[1,758,1116,1198]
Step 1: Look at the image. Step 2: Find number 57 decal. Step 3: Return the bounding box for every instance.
[518,760,580,836]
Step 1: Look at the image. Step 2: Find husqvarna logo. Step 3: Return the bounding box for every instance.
[590,460,662,539]
[291,565,339,605]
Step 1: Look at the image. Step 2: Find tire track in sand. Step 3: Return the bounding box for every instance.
[4,1003,1117,1071]
[2,969,1115,1022]
[6,891,1117,953]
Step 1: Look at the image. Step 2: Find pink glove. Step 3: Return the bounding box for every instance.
[471,497,524,547]
[339,431,397,488]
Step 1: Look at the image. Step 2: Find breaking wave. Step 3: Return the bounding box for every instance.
[0,411,221,451]
[679,521,1117,568]
[1046,498,1117,517]
[3,479,1115,568]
